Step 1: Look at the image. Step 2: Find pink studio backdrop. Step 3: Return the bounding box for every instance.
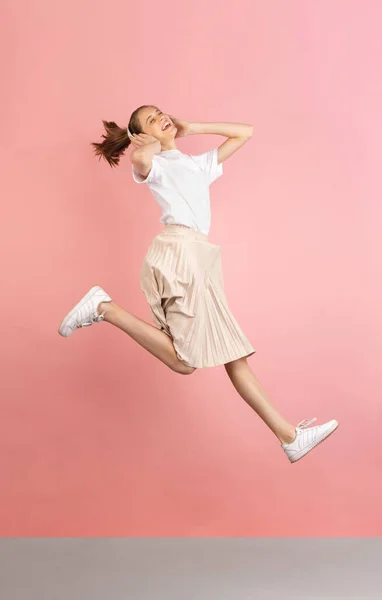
[1,0,381,536]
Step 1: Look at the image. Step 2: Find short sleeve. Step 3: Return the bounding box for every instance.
[189,147,223,185]
[132,155,162,184]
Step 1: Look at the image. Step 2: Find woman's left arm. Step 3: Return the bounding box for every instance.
[188,121,253,165]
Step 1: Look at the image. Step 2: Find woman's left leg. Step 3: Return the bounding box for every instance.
[224,357,296,444]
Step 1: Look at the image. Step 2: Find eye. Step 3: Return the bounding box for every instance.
[150,111,162,125]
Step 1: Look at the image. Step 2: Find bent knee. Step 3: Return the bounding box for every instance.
[172,362,197,375]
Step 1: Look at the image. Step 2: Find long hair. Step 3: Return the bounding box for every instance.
[91,104,152,168]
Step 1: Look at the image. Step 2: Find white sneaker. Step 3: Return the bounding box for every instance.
[58,285,112,337]
[281,418,339,463]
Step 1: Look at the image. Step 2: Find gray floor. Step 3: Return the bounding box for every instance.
[0,538,381,599]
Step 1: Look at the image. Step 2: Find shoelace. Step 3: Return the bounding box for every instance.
[76,308,106,328]
[79,316,97,328]
[297,417,317,429]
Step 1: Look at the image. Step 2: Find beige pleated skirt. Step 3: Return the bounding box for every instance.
[139,224,256,368]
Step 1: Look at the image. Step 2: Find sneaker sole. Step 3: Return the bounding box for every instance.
[289,420,339,464]
[58,285,102,337]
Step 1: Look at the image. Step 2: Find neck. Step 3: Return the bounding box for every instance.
[160,142,178,151]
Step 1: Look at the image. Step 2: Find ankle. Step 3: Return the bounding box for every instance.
[278,428,297,445]
[97,300,116,317]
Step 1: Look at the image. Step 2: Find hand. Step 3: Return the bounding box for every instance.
[128,132,160,149]
[168,115,192,138]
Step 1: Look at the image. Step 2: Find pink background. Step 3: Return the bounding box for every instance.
[1,0,381,536]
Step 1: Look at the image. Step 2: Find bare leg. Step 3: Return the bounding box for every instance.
[98,301,196,375]
[224,357,296,444]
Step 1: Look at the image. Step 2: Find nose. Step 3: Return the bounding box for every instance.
[157,117,167,131]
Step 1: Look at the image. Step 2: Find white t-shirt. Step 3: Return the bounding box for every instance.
[132,148,223,235]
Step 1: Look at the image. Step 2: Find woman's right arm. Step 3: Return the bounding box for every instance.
[130,136,161,178]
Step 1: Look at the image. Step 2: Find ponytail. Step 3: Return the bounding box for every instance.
[91,105,152,168]
[91,120,131,168]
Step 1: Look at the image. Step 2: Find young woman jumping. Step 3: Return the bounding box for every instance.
[58,105,339,464]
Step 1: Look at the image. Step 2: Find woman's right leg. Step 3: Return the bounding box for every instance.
[98,301,196,375]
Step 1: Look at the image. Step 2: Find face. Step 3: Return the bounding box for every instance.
[138,106,176,141]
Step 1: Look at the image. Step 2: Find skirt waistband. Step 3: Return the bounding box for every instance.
[159,224,209,242]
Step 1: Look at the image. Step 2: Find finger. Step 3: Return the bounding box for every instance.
[130,134,143,144]
[130,139,142,148]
